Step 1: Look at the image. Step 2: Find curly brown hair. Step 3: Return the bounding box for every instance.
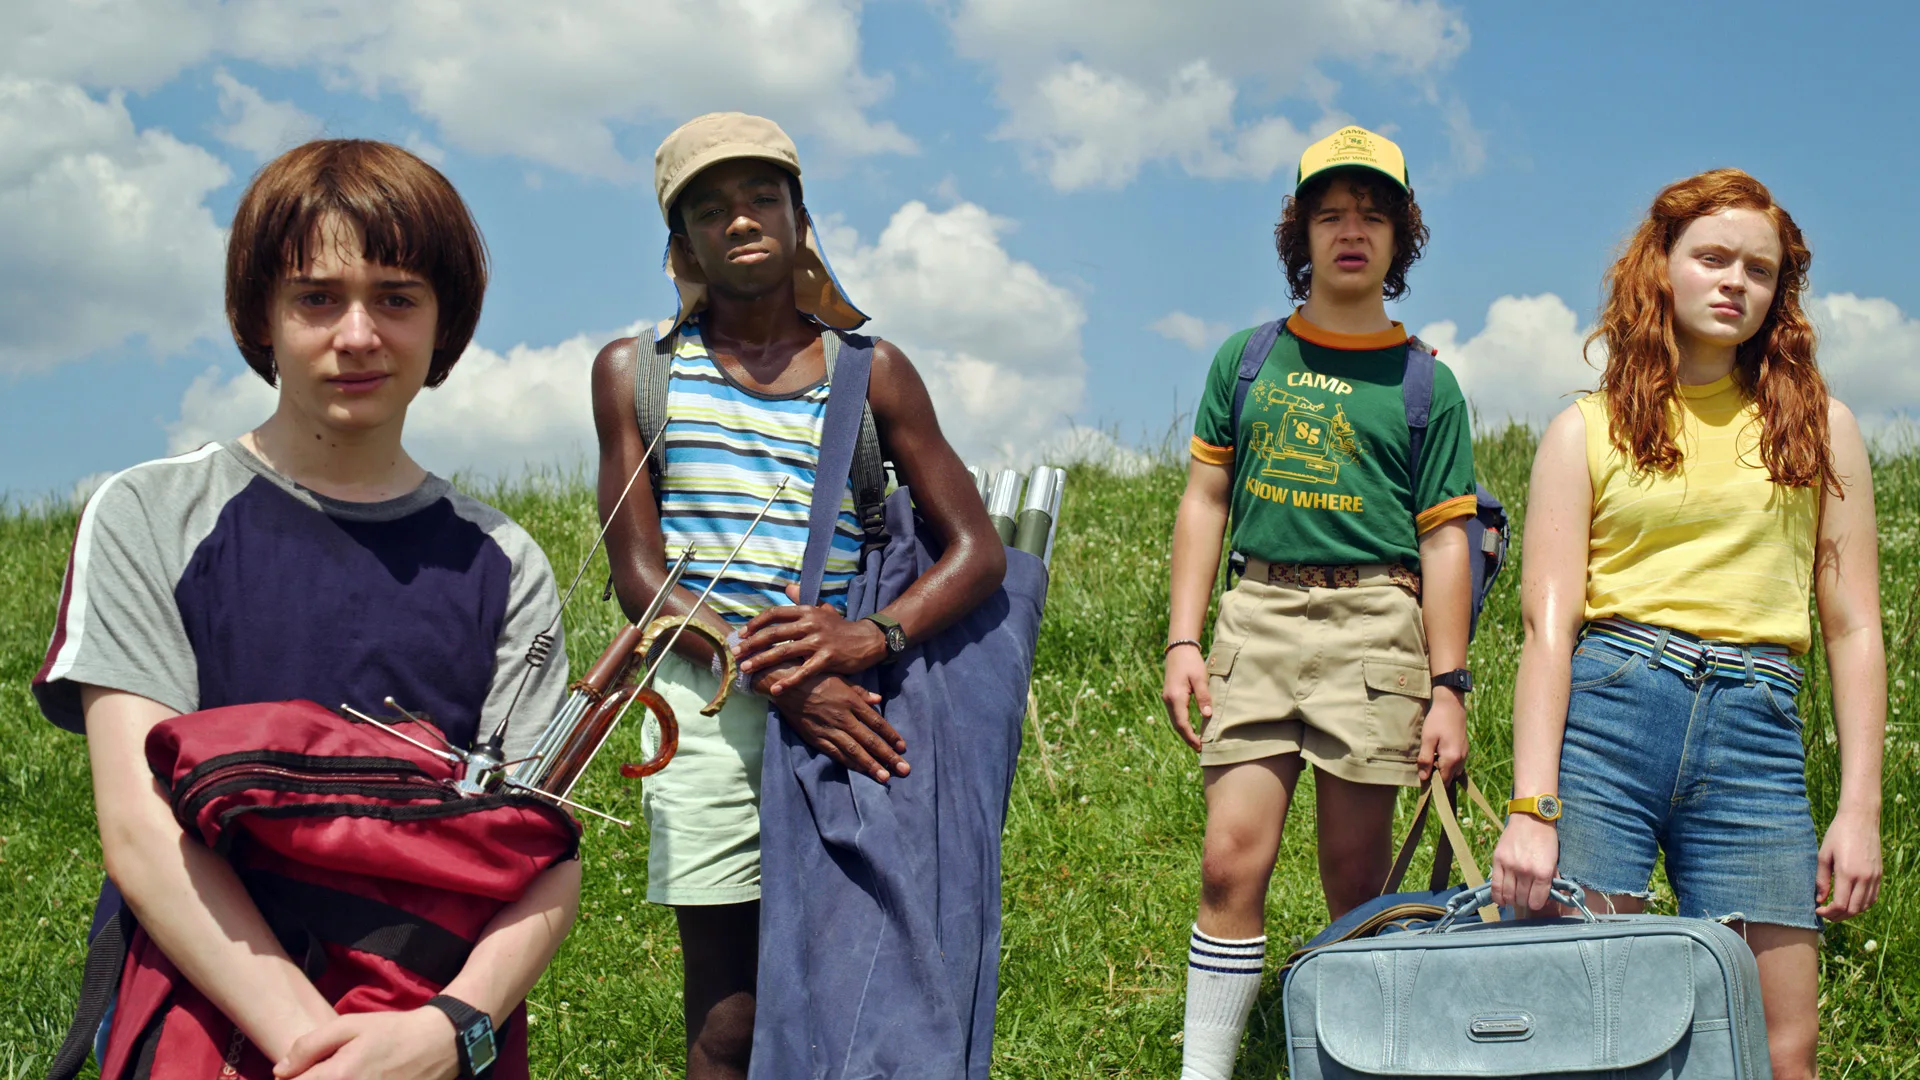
[1273,169,1427,303]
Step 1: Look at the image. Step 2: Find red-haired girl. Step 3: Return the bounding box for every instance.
[1491,169,1885,1077]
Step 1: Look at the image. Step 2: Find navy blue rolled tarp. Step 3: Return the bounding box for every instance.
[750,333,1047,1080]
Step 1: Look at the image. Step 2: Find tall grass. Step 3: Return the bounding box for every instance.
[1,428,1913,1076]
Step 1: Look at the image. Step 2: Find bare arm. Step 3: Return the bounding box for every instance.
[590,337,904,781]
[1160,456,1232,750]
[731,340,1007,688]
[861,340,1007,642]
[277,862,581,1080]
[1811,400,1886,921]
[1416,518,1471,783]
[590,338,732,663]
[1491,405,1592,912]
[84,686,336,1062]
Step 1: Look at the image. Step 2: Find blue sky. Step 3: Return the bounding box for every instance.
[4,0,1916,499]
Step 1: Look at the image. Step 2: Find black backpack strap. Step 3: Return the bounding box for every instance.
[1228,320,1287,442]
[1402,337,1437,502]
[822,331,889,550]
[48,905,133,1080]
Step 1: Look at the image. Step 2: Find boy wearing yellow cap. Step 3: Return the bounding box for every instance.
[588,113,1004,1079]
[1160,127,1478,1079]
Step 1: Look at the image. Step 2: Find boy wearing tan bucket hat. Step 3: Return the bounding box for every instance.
[1160,126,1479,1079]
[587,112,1004,1079]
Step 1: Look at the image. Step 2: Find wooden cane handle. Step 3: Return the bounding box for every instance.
[636,616,738,717]
[617,688,678,779]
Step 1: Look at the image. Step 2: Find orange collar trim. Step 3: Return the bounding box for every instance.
[1287,310,1408,351]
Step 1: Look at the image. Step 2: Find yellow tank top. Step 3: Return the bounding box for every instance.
[1576,377,1818,653]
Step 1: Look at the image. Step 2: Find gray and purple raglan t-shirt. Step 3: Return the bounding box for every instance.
[33,441,568,761]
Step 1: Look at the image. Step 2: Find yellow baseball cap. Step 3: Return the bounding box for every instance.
[652,112,867,338]
[1295,125,1409,195]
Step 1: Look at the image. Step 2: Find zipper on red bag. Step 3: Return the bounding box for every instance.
[177,761,455,819]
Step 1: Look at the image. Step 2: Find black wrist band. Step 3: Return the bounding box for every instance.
[427,995,496,1079]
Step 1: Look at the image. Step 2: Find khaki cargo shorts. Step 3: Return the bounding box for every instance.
[1199,562,1431,786]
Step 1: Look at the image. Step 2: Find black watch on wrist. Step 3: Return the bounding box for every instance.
[427,995,497,1078]
[1431,668,1473,693]
[864,612,909,664]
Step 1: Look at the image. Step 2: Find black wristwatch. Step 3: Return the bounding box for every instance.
[1431,668,1474,693]
[864,612,909,664]
[427,995,497,1078]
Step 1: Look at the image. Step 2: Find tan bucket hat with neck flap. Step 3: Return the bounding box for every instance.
[652,111,867,341]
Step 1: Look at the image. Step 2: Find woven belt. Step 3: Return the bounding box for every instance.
[1242,557,1421,598]
[1583,616,1802,695]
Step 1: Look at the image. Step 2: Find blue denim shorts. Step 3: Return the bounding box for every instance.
[1555,634,1821,930]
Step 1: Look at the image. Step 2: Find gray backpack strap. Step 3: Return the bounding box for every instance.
[633,329,675,494]
[1402,337,1436,501]
[822,330,890,548]
[1229,319,1287,441]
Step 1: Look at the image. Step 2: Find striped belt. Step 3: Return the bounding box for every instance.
[1242,557,1421,598]
[1583,616,1802,695]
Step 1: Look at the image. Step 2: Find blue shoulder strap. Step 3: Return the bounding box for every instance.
[1228,319,1286,442]
[1403,338,1436,498]
[799,330,874,606]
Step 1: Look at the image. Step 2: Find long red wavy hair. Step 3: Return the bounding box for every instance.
[1585,168,1837,494]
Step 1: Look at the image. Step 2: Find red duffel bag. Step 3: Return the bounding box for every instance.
[50,700,579,1080]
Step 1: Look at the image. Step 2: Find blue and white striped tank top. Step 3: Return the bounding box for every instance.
[657,325,864,623]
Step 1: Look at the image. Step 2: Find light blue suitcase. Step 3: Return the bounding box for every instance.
[1284,880,1772,1079]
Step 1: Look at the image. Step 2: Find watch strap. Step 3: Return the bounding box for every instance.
[1506,794,1562,822]
[426,995,491,1078]
[863,612,907,662]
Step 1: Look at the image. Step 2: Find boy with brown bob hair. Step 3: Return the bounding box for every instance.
[37,139,578,1080]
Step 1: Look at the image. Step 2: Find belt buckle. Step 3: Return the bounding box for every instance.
[1676,645,1712,686]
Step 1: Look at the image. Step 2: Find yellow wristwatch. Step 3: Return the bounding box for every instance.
[1507,794,1563,822]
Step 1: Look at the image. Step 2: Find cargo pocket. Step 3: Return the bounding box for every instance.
[1201,642,1240,742]
[1361,657,1431,701]
[1362,656,1429,763]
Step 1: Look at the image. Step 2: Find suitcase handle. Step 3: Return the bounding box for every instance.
[1433,877,1596,931]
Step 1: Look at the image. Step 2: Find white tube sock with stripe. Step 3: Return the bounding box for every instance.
[1181,925,1266,1080]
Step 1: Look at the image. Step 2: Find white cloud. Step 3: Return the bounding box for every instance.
[0,78,229,372]
[211,70,322,160]
[167,367,276,454]
[403,130,447,165]
[177,289,1920,484]
[1808,293,1920,432]
[947,0,1469,190]
[0,0,220,92]
[167,196,1091,478]
[1031,427,1156,477]
[1150,311,1232,352]
[1439,95,1486,177]
[1417,291,1920,433]
[821,200,1088,466]
[1003,60,1344,190]
[8,0,911,181]
[1416,293,1597,428]
[169,329,624,478]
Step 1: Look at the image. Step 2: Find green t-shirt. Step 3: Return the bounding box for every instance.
[1190,314,1477,570]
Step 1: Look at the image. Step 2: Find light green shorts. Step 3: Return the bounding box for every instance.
[640,653,770,906]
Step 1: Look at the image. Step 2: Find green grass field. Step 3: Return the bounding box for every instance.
[2,428,1915,1076]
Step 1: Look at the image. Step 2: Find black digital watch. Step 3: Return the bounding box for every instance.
[427,995,497,1078]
